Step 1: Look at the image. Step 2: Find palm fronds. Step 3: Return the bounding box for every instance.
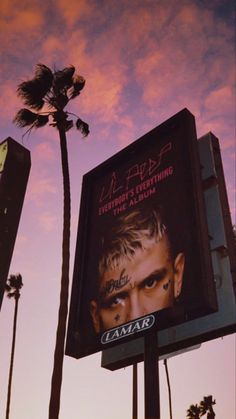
[13,109,39,127]
[76,118,90,136]
[34,114,49,128]
[14,63,89,135]
[64,120,74,132]
[17,64,53,110]
[199,396,216,417]
[34,63,53,85]
[5,274,23,298]
[69,75,85,99]
[187,396,216,419]
[48,93,69,110]
[186,404,201,418]
[13,108,49,128]
[53,66,75,91]
[17,81,45,109]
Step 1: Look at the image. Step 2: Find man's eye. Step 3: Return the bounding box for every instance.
[144,278,158,290]
[110,296,123,307]
[102,294,125,309]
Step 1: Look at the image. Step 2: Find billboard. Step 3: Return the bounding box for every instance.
[101,132,236,370]
[66,109,217,359]
[0,137,31,309]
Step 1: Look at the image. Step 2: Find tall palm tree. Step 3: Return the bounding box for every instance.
[199,395,216,418]
[14,64,89,419]
[163,358,173,419]
[186,404,201,419]
[5,273,23,419]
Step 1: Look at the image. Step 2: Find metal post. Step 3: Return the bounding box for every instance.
[144,332,160,419]
[132,363,138,419]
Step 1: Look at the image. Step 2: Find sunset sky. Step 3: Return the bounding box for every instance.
[0,1,235,418]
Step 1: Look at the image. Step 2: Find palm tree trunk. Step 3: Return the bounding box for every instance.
[48,126,70,419]
[6,294,19,419]
[164,359,173,419]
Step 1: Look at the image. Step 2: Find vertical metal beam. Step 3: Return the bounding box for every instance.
[132,363,138,419]
[144,332,160,419]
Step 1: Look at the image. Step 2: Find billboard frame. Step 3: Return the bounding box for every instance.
[0,137,31,309]
[66,109,217,360]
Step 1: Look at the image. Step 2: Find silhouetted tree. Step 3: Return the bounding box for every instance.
[199,395,216,418]
[186,404,201,419]
[14,64,89,419]
[5,273,23,419]
[187,396,216,419]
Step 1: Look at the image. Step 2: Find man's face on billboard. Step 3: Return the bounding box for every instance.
[90,235,185,333]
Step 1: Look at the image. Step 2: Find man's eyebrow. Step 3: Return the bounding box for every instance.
[99,270,131,298]
[138,268,168,287]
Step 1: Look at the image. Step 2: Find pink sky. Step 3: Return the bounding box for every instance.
[0,1,235,418]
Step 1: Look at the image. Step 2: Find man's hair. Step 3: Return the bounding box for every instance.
[98,207,169,278]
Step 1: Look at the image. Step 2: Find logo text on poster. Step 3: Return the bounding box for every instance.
[101,314,155,344]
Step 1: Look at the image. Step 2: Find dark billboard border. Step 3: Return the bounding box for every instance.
[66,108,217,360]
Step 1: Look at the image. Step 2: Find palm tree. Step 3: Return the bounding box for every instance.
[5,273,23,419]
[199,395,216,418]
[13,64,89,419]
[186,404,201,419]
[163,358,173,419]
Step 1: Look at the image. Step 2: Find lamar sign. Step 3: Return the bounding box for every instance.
[101,315,155,344]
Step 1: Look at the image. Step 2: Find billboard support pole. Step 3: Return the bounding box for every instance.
[132,363,138,419]
[144,331,160,419]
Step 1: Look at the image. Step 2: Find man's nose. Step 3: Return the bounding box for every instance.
[126,291,143,322]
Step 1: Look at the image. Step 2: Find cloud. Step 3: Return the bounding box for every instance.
[0,1,130,130]
[132,3,233,96]
[198,84,235,151]
[80,66,128,122]
[57,0,95,26]
[204,86,234,115]
[33,142,57,162]
[28,175,57,204]
[0,1,45,55]
[0,0,234,152]
[15,234,29,246]
[0,83,21,123]
[40,36,66,64]
[38,211,59,232]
